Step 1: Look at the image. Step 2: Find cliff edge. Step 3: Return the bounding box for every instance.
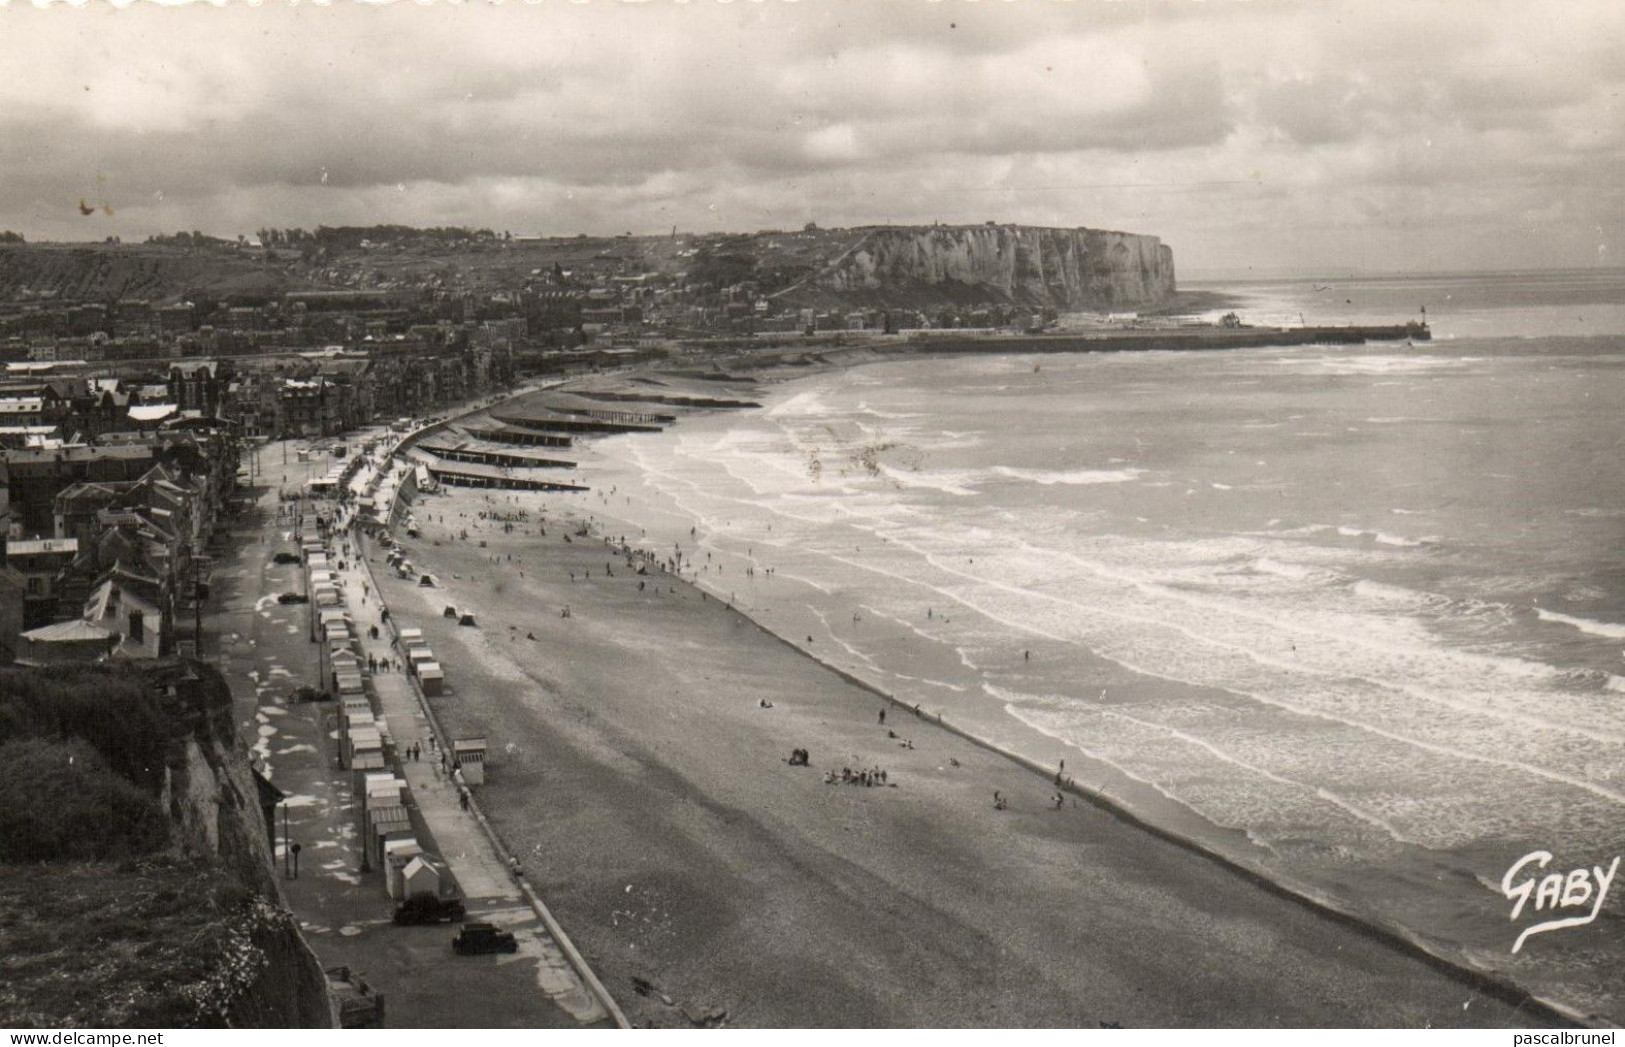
[781,224,1176,311]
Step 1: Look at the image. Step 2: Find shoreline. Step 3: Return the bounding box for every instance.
[370,471,1573,1027]
[729,605,1589,1027]
[549,359,1614,1027]
[369,349,1598,1026]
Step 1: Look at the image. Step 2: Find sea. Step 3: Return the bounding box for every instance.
[577,268,1625,1020]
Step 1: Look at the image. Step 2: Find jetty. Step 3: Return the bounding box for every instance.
[903,322,1431,356]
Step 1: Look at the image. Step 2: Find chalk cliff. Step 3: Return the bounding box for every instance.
[791,224,1176,311]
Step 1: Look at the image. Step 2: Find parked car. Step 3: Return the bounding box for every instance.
[272,551,302,565]
[452,921,518,955]
[277,592,309,605]
[393,894,466,925]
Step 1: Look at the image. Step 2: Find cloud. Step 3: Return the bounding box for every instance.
[0,0,1620,274]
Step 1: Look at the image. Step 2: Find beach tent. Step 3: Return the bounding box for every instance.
[458,612,478,627]
[418,573,437,587]
[443,605,459,618]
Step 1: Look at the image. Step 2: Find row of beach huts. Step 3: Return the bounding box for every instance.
[297,515,486,917]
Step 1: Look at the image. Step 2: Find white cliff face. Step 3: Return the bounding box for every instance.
[813,225,1175,309]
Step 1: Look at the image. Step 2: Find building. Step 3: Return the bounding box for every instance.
[83,563,170,660]
[3,536,78,629]
[4,445,155,535]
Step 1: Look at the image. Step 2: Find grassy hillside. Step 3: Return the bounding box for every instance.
[0,662,327,1028]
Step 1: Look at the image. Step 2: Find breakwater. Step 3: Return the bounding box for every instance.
[905,322,1430,356]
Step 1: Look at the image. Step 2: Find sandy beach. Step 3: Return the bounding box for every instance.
[365,471,1561,1028]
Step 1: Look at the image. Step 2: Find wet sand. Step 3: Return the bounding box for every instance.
[368,486,1559,1029]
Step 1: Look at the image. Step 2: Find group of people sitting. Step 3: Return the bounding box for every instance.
[825,765,891,787]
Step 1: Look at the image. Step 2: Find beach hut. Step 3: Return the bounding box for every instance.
[398,627,423,645]
[443,605,459,619]
[366,804,413,868]
[418,573,437,588]
[418,663,445,696]
[452,738,487,786]
[401,854,455,902]
[384,838,424,899]
[365,777,406,814]
[407,647,435,675]
[458,612,478,627]
[349,727,385,770]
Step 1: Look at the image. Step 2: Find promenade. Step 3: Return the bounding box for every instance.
[215,437,611,1028]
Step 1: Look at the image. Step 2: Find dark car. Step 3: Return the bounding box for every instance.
[452,921,518,955]
[393,894,466,925]
[277,592,309,605]
[272,551,303,565]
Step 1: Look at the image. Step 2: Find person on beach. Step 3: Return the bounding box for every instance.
[878,708,886,725]
[993,791,1007,811]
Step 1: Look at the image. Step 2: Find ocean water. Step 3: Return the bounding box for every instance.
[578,269,1625,1020]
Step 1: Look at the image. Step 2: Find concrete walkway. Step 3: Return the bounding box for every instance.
[330,519,608,1025]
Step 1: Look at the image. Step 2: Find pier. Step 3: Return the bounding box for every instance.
[904,322,1431,357]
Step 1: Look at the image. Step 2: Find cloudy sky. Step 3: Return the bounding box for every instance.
[2,0,1621,276]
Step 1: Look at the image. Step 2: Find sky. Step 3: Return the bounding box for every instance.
[1,0,1621,277]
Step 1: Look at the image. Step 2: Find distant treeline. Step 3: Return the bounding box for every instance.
[255,224,502,248]
[0,231,24,244]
